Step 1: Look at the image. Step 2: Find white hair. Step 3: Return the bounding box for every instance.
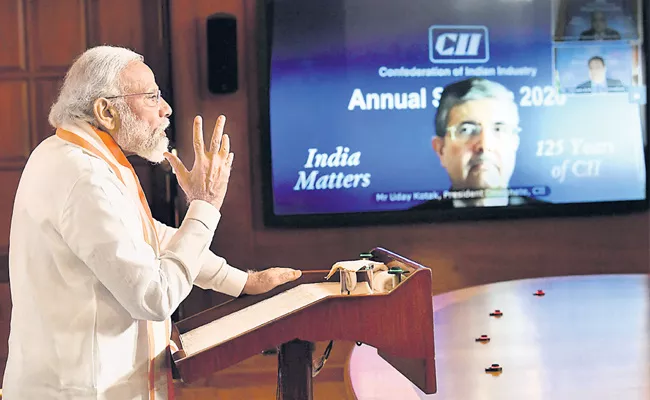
[48,45,144,128]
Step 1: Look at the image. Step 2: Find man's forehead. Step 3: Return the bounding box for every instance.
[589,59,605,68]
[120,61,157,91]
[448,98,518,122]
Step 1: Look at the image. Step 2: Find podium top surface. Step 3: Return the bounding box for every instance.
[348,274,650,400]
[180,281,373,357]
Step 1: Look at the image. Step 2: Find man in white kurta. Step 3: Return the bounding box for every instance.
[2,46,300,399]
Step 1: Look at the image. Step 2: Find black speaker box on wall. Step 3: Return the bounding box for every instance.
[206,13,238,94]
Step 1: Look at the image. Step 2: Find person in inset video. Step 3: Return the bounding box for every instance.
[576,56,625,93]
[579,11,621,41]
[413,78,541,210]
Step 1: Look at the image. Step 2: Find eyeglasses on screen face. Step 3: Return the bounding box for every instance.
[446,121,521,142]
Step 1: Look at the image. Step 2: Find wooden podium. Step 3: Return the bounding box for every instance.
[171,248,437,399]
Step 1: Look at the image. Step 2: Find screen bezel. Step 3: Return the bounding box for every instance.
[255,0,650,228]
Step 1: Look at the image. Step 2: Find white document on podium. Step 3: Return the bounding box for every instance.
[180,281,372,357]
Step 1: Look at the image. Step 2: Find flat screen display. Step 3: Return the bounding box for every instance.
[259,0,649,226]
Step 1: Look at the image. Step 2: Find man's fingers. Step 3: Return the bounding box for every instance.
[209,115,226,154]
[164,152,189,177]
[218,153,234,184]
[192,116,205,160]
[210,152,234,180]
[219,134,230,158]
[276,268,302,284]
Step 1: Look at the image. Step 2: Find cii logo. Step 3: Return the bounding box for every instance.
[429,25,490,64]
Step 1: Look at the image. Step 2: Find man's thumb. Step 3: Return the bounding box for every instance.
[164,152,185,175]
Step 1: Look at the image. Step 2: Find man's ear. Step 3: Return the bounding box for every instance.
[432,136,446,167]
[432,136,445,156]
[93,98,118,132]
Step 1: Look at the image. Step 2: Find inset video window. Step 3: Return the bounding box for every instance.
[552,0,641,42]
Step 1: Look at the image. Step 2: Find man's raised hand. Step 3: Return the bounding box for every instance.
[164,115,234,211]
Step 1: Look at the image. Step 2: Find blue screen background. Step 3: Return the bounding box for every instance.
[268,0,647,215]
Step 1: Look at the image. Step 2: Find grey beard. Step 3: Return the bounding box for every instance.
[114,104,170,163]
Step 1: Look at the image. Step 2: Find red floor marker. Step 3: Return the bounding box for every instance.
[534,289,545,296]
[475,334,490,342]
[489,310,503,317]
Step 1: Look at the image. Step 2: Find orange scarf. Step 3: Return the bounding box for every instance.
[56,127,175,400]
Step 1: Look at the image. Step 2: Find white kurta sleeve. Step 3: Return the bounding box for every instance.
[154,219,248,297]
[59,170,221,321]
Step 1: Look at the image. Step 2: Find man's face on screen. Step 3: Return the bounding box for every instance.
[588,59,606,84]
[433,98,520,190]
[591,11,607,33]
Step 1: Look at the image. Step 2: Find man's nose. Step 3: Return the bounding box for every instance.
[160,97,172,118]
[473,126,498,151]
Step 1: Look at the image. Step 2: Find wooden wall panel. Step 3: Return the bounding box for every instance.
[87,0,144,51]
[170,0,256,272]
[0,172,21,250]
[33,78,62,145]
[28,0,87,72]
[0,248,7,282]
[0,284,11,387]
[0,81,29,162]
[0,0,25,72]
